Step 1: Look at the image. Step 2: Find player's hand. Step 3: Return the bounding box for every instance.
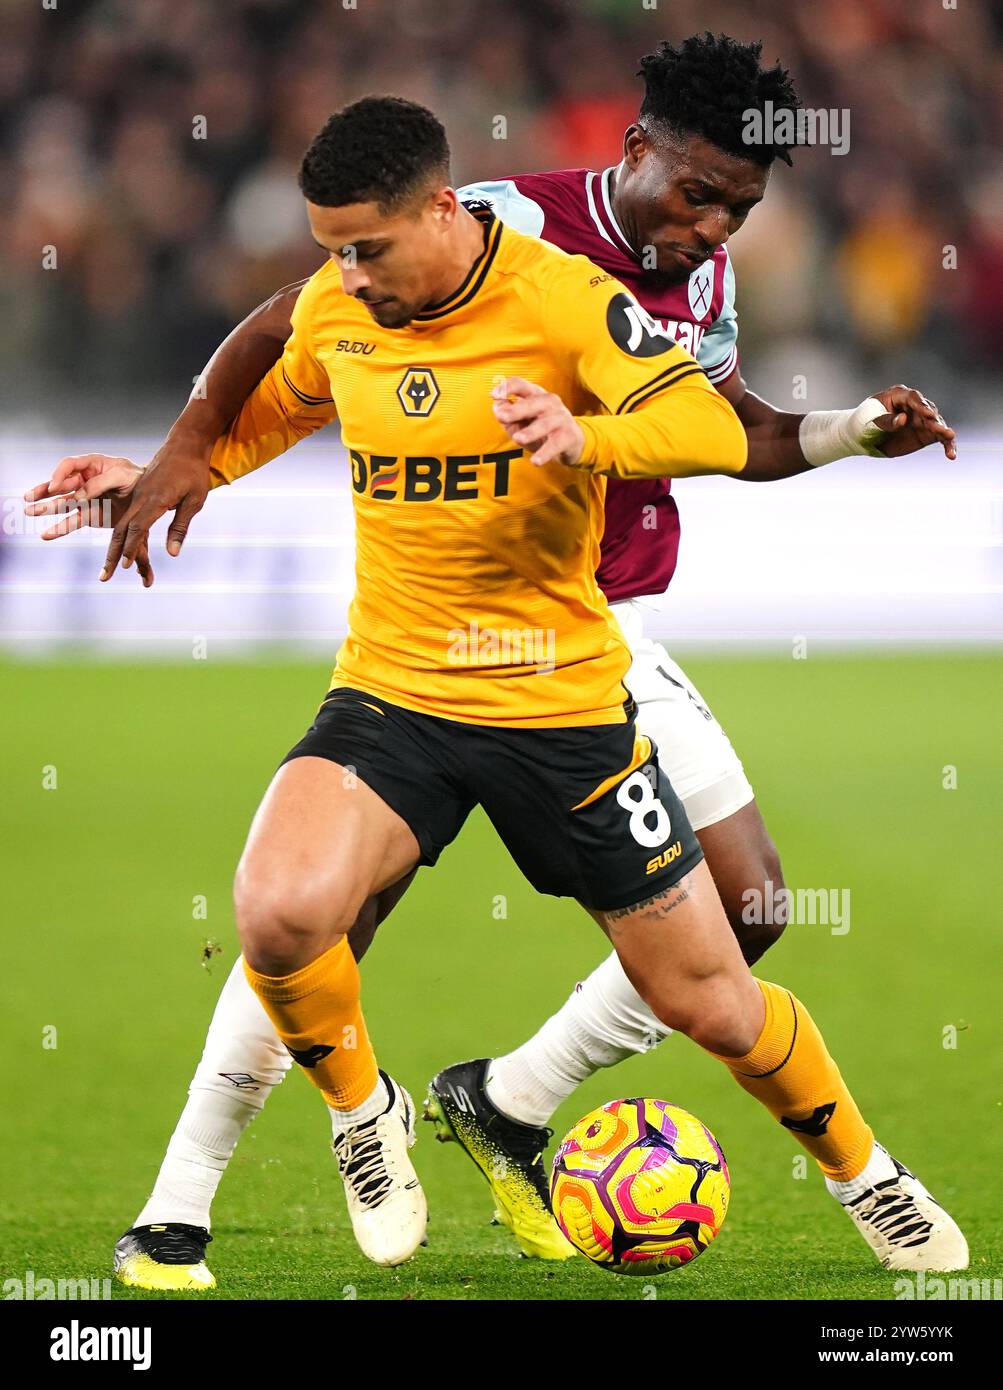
[23,454,155,587]
[870,386,957,461]
[491,376,585,467]
[98,437,213,583]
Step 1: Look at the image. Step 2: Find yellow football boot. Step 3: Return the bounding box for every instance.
[113,1223,216,1291]
[424,1058,574,1260]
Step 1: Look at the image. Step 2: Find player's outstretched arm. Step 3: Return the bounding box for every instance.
[22,281,304,585]
[102,279,305,582]
[718,373,957,481]
[24,454,153,585]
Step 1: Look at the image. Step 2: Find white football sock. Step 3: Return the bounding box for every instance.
[134,1091,254,1230]
[328,1075,390,1135]
[825,1140,898,1203]
[486,952,671,1127]
[134,955,292,1230]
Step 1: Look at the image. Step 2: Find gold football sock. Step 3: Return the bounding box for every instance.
[711,979,874,1181]
[244,938,378,1111]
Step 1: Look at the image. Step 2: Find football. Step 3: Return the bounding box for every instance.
[550,1099,731,1275]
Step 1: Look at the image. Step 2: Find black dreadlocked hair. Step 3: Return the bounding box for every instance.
[637,33,800,166]
[299,95,450,210]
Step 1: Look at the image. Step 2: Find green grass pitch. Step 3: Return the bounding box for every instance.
[2,651,1000,1301]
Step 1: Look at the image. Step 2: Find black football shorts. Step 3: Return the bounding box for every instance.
[281,686,703,912]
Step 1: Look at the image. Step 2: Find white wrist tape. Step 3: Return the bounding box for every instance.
[799,397,888,467]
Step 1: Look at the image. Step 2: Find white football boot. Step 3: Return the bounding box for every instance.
[332,1071,427,1267]
[829,1143,969,1272]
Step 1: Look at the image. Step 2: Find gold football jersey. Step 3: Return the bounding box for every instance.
[210,211,746,726]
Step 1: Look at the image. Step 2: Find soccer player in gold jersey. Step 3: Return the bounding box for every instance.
[29,96,966,1282]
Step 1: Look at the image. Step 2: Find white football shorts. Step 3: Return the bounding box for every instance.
[610,599,755,833]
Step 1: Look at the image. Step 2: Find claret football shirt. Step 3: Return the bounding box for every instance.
[459,168,741,603]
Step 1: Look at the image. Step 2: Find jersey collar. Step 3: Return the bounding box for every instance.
[585,164,637,262]
[414,208,504,322]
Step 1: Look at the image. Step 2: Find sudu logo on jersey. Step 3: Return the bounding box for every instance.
[606,291,705,360]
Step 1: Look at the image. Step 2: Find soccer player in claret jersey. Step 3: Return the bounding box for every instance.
[27,46,963,1290]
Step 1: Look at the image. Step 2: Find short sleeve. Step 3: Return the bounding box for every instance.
[697,248,739,386]
[456,179,546,239]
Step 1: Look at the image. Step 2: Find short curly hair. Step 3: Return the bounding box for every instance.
[299,96,451,210]
[638,33,800,166]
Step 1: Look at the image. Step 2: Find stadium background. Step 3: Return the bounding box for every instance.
[2,0,1001,1300]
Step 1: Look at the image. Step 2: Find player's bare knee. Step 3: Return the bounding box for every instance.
[665,977,762,1056]
[687,1008,761,1058]
[234,866,353,972]
[636,983,711,1039]
[236,905,317,975]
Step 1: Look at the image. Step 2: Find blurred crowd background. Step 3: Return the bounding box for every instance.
[4,0,1003,425]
